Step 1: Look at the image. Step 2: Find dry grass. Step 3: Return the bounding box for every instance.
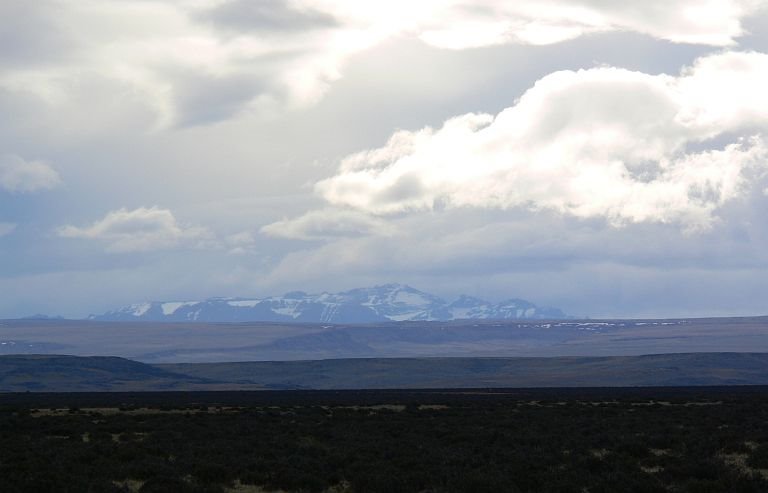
[31,406,245,418]
[112,479,144,492]
[339,404,406,412]
[223,480,352,493]
[719,451,768,480]
[591,449,610,459]
[649,448,673,457]
[720,453,756,475]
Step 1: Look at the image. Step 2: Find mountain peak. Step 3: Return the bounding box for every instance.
[283,291,308,299]
[449,295,488,307]
[364,283,419,293]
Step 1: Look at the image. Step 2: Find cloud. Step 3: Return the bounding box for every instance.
[0,0,75,69]
[0,154,61,192]
[261,208,392,240]
[311,51,768,230]
[0,222,16,237]
[0,0,762,128]
[57,207,213,253]
[411,0,761,48]
[200,0,338,32]
[224,231,258,255]
[0,0,363,128]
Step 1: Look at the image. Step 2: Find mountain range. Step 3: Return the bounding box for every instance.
[91,283,569,323]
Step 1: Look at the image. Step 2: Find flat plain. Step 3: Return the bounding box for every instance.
[4,316,768,363]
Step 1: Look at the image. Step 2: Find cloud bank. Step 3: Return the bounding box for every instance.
[0,0,763,128]
[58,207,212,253]
[280,51,768,233]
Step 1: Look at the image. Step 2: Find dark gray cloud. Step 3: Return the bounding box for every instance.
[170,70,268,127]
[198,0,337,33]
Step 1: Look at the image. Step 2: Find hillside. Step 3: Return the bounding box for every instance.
[0,355,228,392]
[5,353,768,391]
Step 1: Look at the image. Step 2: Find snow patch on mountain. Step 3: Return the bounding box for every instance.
[161,302,198,315]
[131,303,152,317]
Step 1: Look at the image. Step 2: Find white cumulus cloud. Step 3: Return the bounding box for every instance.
[0,154,61,192]
[57,207,213,253]
[311,51,768,230]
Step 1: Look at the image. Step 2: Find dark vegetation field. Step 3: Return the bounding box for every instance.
[3,388,768,492]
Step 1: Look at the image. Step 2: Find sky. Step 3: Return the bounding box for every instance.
[2,0,768,319]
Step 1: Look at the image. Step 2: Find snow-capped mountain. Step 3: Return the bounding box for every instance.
[90,284,569,323]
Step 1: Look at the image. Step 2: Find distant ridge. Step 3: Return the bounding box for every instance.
[90,283,569,323]
[4,353,768,391]
[160,353,768,389]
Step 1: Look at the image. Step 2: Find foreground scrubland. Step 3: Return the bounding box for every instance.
[3,388,768,492]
